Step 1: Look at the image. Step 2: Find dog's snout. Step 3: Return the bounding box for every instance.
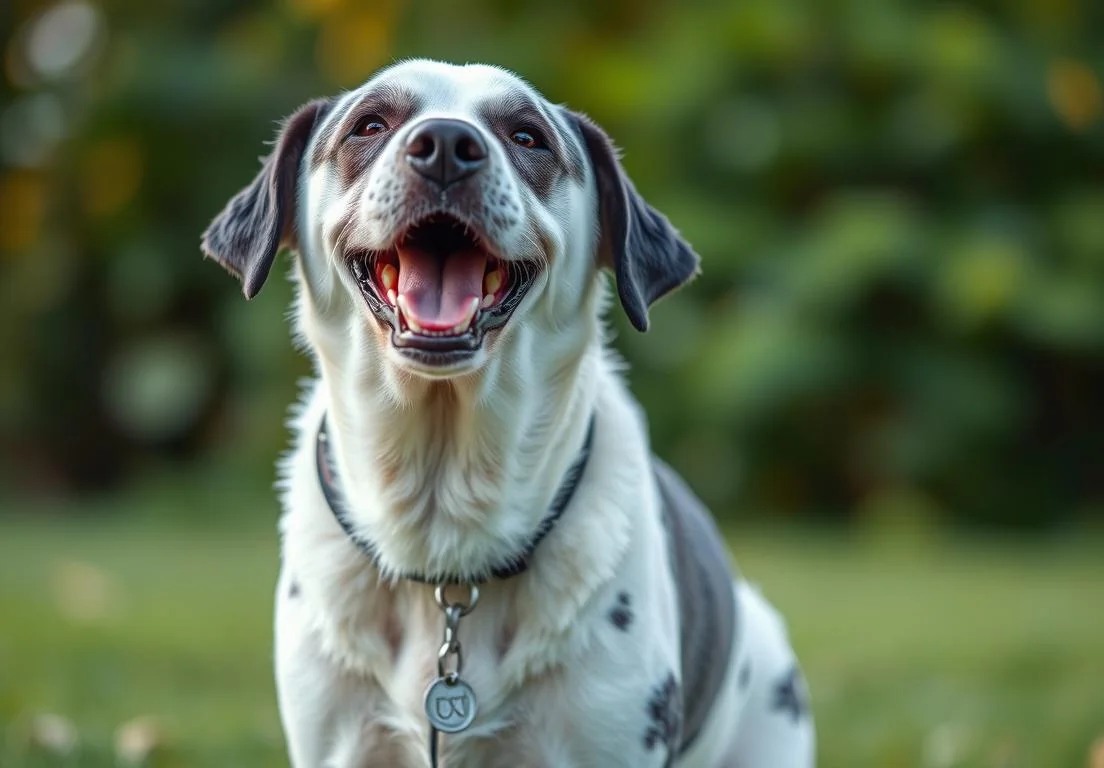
[405,119,488,188]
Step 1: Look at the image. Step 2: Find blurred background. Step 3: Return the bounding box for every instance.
[1,0,1102,766]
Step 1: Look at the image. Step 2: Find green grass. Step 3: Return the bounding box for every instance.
[1,505,1103,767]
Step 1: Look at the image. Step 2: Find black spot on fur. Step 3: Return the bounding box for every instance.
[771,664,809,723]
[642,672,681,765]
[289,580,300,599]
[609,591,634,631]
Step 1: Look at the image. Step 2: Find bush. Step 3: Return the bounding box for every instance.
[2,0,1102,528]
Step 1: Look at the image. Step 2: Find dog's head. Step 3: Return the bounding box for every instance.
[202,60,699,383]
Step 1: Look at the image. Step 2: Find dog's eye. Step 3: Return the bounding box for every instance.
[510,129,545,150]
[354,116,389,137]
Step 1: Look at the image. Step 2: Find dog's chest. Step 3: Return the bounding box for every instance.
[285,582,679,768]
[388,648,676,768]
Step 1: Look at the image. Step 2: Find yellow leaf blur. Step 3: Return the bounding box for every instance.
[1048,58,1103,132]
[0,170,46,255]
[316,4,398,87]
[81,137,144,217]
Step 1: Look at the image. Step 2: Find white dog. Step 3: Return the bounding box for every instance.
[202,59,815,768]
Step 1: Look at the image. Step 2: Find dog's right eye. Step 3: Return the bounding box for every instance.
[353,116,389,137]
[510,129,545,150]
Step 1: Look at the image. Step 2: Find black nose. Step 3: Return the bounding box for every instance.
[405,119,488,188]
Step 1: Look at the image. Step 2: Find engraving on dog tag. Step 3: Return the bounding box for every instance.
[424,677,478,734]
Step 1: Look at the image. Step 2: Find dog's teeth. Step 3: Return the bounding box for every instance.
[387,289,397,306]
[482,267,502,296]
[397,294,423,333]
[381,264,398,291]
[452,297,480,333]
[481,294,495,309]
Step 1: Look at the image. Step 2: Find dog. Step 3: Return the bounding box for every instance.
[201,59,815,767]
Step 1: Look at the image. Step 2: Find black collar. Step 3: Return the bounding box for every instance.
[316,414,596,585]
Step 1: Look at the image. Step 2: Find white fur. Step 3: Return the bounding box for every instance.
[262,60,815,767]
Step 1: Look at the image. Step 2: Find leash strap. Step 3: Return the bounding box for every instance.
[429,726,440,767]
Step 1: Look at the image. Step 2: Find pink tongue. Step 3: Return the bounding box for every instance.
[397,247,487,331]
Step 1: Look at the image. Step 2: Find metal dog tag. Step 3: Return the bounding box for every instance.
[424,676,478,734]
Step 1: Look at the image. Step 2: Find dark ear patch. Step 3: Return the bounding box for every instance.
[201,98,331,298]
[565,110,700,332]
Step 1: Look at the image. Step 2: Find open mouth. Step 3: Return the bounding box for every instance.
[347,214,538,360]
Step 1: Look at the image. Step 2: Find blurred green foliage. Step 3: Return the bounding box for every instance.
[2,0,1103,527]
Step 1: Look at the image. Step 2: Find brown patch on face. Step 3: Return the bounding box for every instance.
[312,85,422,188]
[480,94,575,200]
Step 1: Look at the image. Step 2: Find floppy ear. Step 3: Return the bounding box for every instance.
[565,110,700,331]
[201,99,330,298]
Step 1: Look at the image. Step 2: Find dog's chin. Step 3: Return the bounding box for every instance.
[385,343,489,380]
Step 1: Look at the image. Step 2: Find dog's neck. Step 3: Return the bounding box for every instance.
[313,325,601,583]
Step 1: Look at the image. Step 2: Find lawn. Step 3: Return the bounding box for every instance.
[1,498,1102,767]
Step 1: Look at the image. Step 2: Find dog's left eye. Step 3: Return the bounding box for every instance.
[510,129,546,150]
[354,116,389,137]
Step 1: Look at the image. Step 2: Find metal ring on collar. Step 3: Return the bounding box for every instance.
[434,584,480,616]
